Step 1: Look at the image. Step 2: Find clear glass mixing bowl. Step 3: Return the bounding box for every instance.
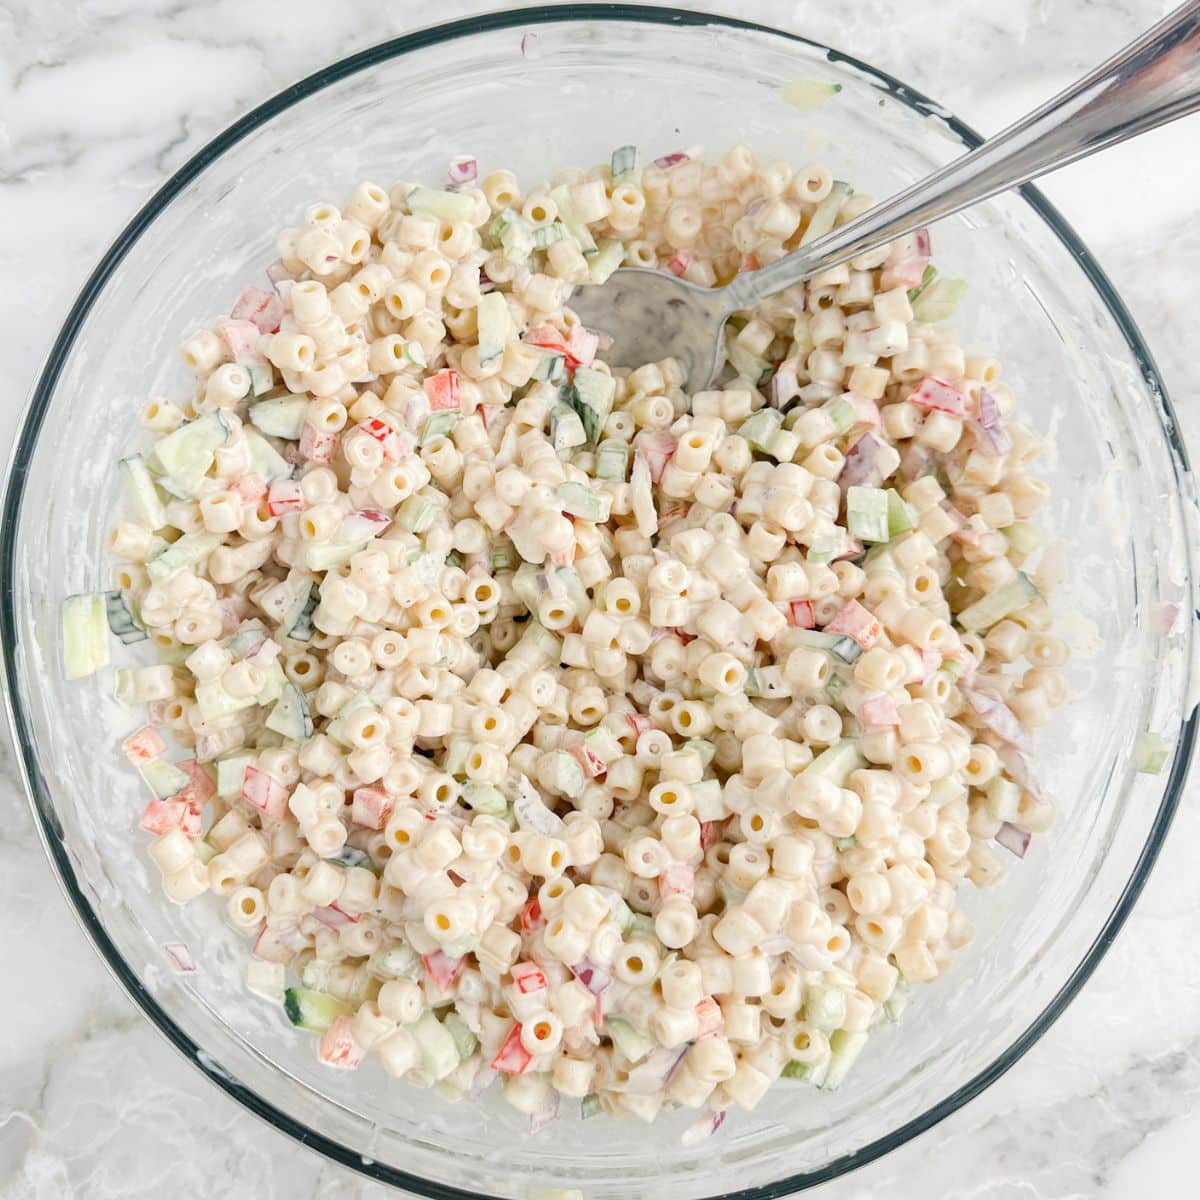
[2,6,1197,1198]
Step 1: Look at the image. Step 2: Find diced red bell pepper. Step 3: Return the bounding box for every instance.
[216,318,266,364]
[823,599,882,649]
[175,758,216,804]
[299,421,338,464]
[358,416,405,462]
[880,258,930,290]
[636,431,676,484]
[694,996,723,1037]
[666,250,691,277]
[626,713,656,739]
[232,473,267,503]
[919,646,944,684]
[909,376,966,417]
[491,1023,533,1074]
[520,898,545,933]
[858,693,900,730]
[658,862,695,900]
[122,723,166,766]
[511,961,548,995]
[699,820,722,851]
[242,765,289,820]
[423,951,464,991]
[565,325,599,369]
[231,285,284,334]
[567,742,606,779]
[319,1014,365,1069]
[423,368,461,411]
[266,479,305,516]
[740,253,760,273]
[787,600,816,629]
[351,786,394,831]
[140,799,199,838]
[311,904,359,929]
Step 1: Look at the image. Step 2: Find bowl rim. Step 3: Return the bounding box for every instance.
[2,4,1196,1197]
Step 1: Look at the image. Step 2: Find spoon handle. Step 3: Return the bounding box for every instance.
[723,0,1200,311]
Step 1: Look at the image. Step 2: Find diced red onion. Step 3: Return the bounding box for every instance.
[520,32,539,57]
[529,1087,560,1135]
[446,155,478,187]
[162,942,197,973]
[914,228,932,257]
[837,433,892,489]
[962,687,1032,754]
[770,357,802,409]
[654,151,690,169]
[998,746,1044,801]
[265,258,293,284]
[681,1109,727,1147]
[995,822,1031,858]
[571,958,612,994]
[1151,602,1181,636]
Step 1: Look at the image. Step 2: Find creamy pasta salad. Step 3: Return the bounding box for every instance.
[65,143,1067,1137]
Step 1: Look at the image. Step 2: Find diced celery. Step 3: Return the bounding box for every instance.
[62,593,110,680]
[550,185,598,255]
[421,411,459,445]
[491,540,517,573]
[140,758,190,800]
[246,960,286,1001]
[846,486,890,543]
[556,566,591,619]
[515,620,562,665]
[113,668,137,704]
[499,212,535,264]
[800,180,852,245]
[265,682,313,741]
[803,739,863,786]
[556,481,611,522]
[550,404,587,453]
[724,325,771,385]
[906,264,937,303]
[462,781,509,816]
[249,394,308,440]
[215,754,253,798]
[146,531,222,583]
[118,455,167,529]
[442,1012,478,1060]
[1135,731,1170,775]
[283,987,351,1032]
[739,408,784,453]
[1004,522,1044,557]
[956,572,1038,632]
[766,428,801,462]
[805,537,842,565]
[476,290,510,365]
[912,278,967,323]
[241,427,291,484]
[606,1017,654,1063]
[822,394,856,436]
[834,835,858,851]
[151,412,228,495]
[586,239,624,284]
[685,738,717,771]
[583,724,623,764]
[396,493,440,533]
[782,78,842,112]
[782,1060,813,1080]
[408,550,447,588]
[883,982,910,1023]
[569,367,615,446]
[985,775,1021,821]
[411,1012,461,1081]
[405,186,477,223]
[546,749,585,798]
[532,222,566,250]
[104,590,147,644]
[803,984,847,1033]
[595,439,629,480]
[819,1029,869,1090]
[886,488,915,536]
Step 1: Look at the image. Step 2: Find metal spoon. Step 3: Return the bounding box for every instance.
[570,1,1200,392]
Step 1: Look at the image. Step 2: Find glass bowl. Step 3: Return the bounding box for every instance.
[2,6,1197,1198]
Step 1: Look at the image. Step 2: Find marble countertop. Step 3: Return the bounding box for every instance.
[2,1,1198,1197]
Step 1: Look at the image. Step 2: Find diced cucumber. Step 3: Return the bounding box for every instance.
[611,144,638,178]
[725,326,771,386]
[140,758,191,800]
[215,754,253,798]
[289,584,318,641]
[803,984,847,1033]
[491,540,517,573]
[246,960,286,1001]
[822,393,856,436]
[258,572,316,631]
[62,593,111,680]
[803,738,863,787]
[222,619,267,659]
[556,481,611,522]
[442,1012,478,1060]
[583,724,623,764]
[766,428,801,463]
[405,186,477,223]
[411,1011,461,1081]
[498,211,534,264]
[819,1029,868,1090]
[912,278,967,323]
[985,775,1021,821]
[805,536,843,565]
[585,239,624,284]
[194,678,257,721]
[396,493,441,534]
[606,1017,653,1063]
[146,531,222,583]
[886,488,915,536]
[104,590,147,644]
[462,781,509,816]
[532,352,566,383]
[1004,522,1044,557]
[1135,731,1170,775]
[846,486,890,544]
[476,290,510,365]
[800,180,852,246]
[568,367,615,446]
[739,408,784,453]
[249,394,308,440]
[595,439,629,480]
[151,412,228,496]
[883,982,909,1023]
[247,363,274,396]
[255,658,286,707]
[118,455,167,529]
[113,668,136,704]
[443,734,473,778]
[782,1060,814,1081]
[782,78,843,113]
[549,185,598,255]
[266,682,313,741]
[325,692,375,747]
[956,571,1039,633]
[370,943,422,981]
[421,411,459,445]
[907,264,937,304]
[550,404,587,453]
[326,845,375,871]
[283,987,352,1032]
[242,427,292,484]
[580,1092,604,1119]
[543,749,584,798]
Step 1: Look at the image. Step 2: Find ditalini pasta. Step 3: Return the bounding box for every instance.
[66,144,1066,1137]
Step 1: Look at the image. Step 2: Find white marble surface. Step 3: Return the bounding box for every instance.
[1,1,1199,1197]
